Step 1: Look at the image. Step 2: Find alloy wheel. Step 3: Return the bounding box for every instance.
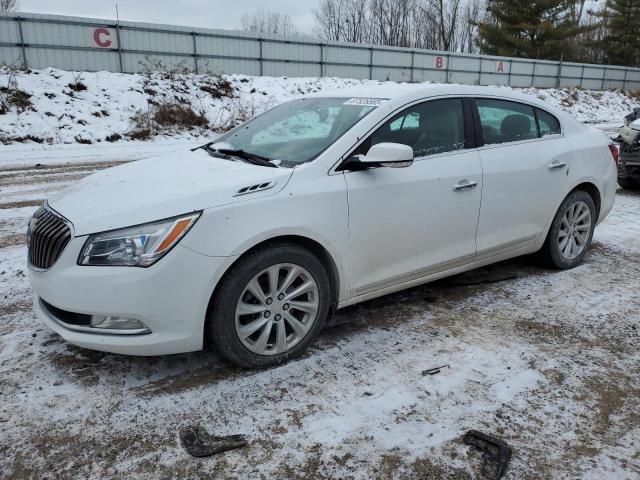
[234,263,320,355]
[558,200,591,260]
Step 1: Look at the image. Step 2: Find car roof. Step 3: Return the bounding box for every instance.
[306,82,566,117]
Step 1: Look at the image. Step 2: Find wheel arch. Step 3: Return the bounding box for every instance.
[538,179,603,252]
[203,234,343,346]
[571,181,601,220]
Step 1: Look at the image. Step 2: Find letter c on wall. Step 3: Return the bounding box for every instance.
[93,28,112,48]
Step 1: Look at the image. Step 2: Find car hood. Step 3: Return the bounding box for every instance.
[48,149,293,236]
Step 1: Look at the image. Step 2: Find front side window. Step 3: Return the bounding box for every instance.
[476,99,538,145]
[356,98,466,158]
[536,108,562,136]
[215,97,381,166]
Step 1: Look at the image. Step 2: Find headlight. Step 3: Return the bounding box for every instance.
[78,212,200,267]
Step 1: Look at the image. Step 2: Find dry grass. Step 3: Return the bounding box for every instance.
[153,101,208,128]
[627,90,640,100]
[199,76,235,99]
[0,86,32,114]
[128,98,208,139]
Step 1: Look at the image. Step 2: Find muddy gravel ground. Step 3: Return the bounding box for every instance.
[0,160,639,479]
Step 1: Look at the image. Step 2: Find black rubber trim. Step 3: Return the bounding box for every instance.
[467,98,484,147]
[40,298,91,326]
[462,97,478,149]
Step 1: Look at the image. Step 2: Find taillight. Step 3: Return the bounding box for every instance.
[608,144,619,165]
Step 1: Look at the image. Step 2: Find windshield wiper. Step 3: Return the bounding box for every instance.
[215,148,278,168]
[191,141,217,153]
[192,142,278,168]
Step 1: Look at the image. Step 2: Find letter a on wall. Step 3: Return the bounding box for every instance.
[496,61,504,73]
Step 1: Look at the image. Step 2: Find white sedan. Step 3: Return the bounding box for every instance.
[28,84,617,368]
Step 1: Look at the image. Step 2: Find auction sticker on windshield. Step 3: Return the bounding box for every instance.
[343,97,388,106]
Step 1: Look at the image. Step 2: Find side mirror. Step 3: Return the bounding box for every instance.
[342,142,414,171]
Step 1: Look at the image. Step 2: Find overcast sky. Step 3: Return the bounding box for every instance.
[18,0,317,33]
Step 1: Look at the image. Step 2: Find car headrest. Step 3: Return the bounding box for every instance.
[501,114,531,140]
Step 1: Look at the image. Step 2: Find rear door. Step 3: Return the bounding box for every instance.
[473,98,572,256]
[343,98,483,296]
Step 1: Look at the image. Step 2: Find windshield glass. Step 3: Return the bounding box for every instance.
[213,97,385,166]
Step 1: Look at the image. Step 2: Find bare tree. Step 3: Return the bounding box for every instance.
[565,0,592,25]
[313,0,371,43]
[342,0,369,43]
[240,10,299,37]
[312,0,484,52]
[419,0,462,51]
[0,0,18,12]
[411,4,440,49]
[313,0,347,41]
[458,0,483,53]
[369,0,417,46]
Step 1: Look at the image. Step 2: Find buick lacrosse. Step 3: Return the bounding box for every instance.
[28,84,617,368]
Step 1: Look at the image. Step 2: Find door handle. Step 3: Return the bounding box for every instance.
[548,161,567,171]
[452,180,478,191]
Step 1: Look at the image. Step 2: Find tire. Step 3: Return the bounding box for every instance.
[540,190,596,270]
[618,176,640,190]
[206,242,331,369]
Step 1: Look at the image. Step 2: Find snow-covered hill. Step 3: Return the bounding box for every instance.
[1,67,639,145]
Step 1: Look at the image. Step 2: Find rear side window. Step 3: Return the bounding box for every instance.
[536,108,561,136]
[476,99,538,145]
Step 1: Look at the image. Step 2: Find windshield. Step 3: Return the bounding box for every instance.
[213,97,384,166]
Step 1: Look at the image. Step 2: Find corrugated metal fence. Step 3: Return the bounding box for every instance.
[1,12,640,90]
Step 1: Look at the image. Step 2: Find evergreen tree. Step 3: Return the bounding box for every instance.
[476,0,588,60]
[596,0,640,67]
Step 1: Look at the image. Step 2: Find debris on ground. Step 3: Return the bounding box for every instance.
[463,430,512,480]
[421,364,450,376]
[1,148,640,478]
[179,425,247,458]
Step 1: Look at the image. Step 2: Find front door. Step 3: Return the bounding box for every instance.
[344,98,483,296]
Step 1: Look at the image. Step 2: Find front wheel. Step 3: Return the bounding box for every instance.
[540,190,596,270]
[206,243,331,369]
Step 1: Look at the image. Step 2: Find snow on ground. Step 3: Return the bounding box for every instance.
[1,69,640,478]
[0,154,640,479]
[0,145,639,478]
[1,67,639,150]
[0,138,196,168]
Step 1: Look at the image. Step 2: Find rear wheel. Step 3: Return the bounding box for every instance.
[618,176,640,190]
[540,190,596,269]
[206,243,331,369]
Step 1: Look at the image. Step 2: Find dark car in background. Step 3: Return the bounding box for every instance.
[617,107,640,190]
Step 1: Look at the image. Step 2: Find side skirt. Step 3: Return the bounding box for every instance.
[337,243,536,310]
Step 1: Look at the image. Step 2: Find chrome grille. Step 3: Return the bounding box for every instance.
[28,206,72,269]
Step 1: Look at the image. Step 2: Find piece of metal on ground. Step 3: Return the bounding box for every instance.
[463,429,512,480]
[180,425,247,458]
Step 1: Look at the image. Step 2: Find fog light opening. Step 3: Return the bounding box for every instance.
[90,315,151,333]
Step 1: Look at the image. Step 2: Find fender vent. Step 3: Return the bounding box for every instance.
[235,181,275,196]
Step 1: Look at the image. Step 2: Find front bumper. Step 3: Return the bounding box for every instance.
[30,236,232,356]
[618,151,640,181]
